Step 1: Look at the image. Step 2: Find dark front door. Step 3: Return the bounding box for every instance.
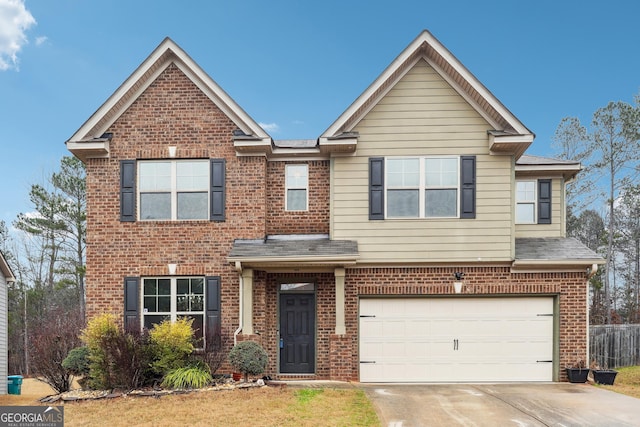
[279,293,315,373]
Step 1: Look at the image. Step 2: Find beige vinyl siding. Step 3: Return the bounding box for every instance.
[515,178,564,238]
[331,59,514,263]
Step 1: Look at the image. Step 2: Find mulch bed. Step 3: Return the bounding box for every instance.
[40,379,267,403]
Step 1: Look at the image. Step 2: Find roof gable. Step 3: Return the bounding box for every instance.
[67,37,270,161]
[320,30,534,157]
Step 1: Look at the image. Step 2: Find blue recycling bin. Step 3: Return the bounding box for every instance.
[7,375,23,395]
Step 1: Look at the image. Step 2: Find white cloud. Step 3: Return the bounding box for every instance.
[259,122,280,133]
[35,35,47,46]
[0,0,36,71]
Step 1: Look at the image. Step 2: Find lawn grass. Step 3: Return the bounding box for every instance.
[601,365,640,399]
[0,379,380,427]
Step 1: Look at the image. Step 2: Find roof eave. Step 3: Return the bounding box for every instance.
[488,132,534,159]
[512,258,605,270]
[0,252,16,283]
[66,140,110,162]
[515,163,582,180]
[318,136,358,154]
[227,254,359,266]
[235,137,354,159]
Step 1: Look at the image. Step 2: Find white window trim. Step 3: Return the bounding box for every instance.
[285,164,309,211]
[138,159,209,221]
[384,156,460,219]
[140,276,206,337]
[515,180,537,224]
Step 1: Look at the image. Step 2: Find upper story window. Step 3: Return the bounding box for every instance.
[138,160,209,220]
[285,164,308,211]
[386,157,459,218]
[515,181,536,223]
[142,277,205,342]
[515,179,552,224]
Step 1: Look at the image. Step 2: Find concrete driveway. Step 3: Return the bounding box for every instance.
[361,383,640,427]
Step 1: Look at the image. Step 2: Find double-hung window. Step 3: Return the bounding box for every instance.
[386,157,459,218]
[285,164,308,211]
[139,160,209,220]
[515,179,552,224]
[516,181,536,223]
[142,277,205,342]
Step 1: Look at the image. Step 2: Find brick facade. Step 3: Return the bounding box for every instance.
[84,64,265,341]
[242,267,587,382]
[266,161,330,235]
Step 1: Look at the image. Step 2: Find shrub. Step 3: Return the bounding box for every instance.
[162,364,213,389]
[99,329,154,390]
[198,328,227,375]
[80,314,119,389]
[29,307,83,393]
[80,314,154,390]
[228,341,268,382]
[62,346,90,389]
[149,318,195,375]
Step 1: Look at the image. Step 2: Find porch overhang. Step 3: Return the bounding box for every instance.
[229,235,358,338]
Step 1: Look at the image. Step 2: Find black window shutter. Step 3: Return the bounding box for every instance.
[210,159,226,221]
[120,160,136,222]
[124,276,140,332]
[205,276,221,341]
[460,156,476,219]
[369,157,384,220]
[538,179,552,224]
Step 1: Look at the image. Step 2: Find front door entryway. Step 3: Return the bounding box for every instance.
[279,293,316,373]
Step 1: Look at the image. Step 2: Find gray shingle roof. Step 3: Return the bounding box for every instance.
[515,237,603,261]
[229,237,359,260]
[517,154,580,166]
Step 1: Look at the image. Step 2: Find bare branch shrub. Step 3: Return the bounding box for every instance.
[29,307,83,393]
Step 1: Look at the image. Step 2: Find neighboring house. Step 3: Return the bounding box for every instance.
[0,251,16,394]
[67,30,603,383]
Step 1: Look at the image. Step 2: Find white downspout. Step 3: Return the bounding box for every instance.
[233,261,243,346]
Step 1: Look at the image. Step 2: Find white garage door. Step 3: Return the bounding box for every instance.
[359,297,554,382]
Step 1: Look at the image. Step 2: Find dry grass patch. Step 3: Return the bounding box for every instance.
[0,378,57,405]
[601,366,640,399]
[0,379,379,427]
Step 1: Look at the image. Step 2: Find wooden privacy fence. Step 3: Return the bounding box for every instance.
[589,324,640,369]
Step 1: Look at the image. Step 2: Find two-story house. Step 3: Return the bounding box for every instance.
[67,31,603,383]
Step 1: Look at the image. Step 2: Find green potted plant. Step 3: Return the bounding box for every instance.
[228,341,268,382]
[565,359,589,383]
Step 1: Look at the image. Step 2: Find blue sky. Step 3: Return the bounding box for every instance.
[1,0,639,226]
